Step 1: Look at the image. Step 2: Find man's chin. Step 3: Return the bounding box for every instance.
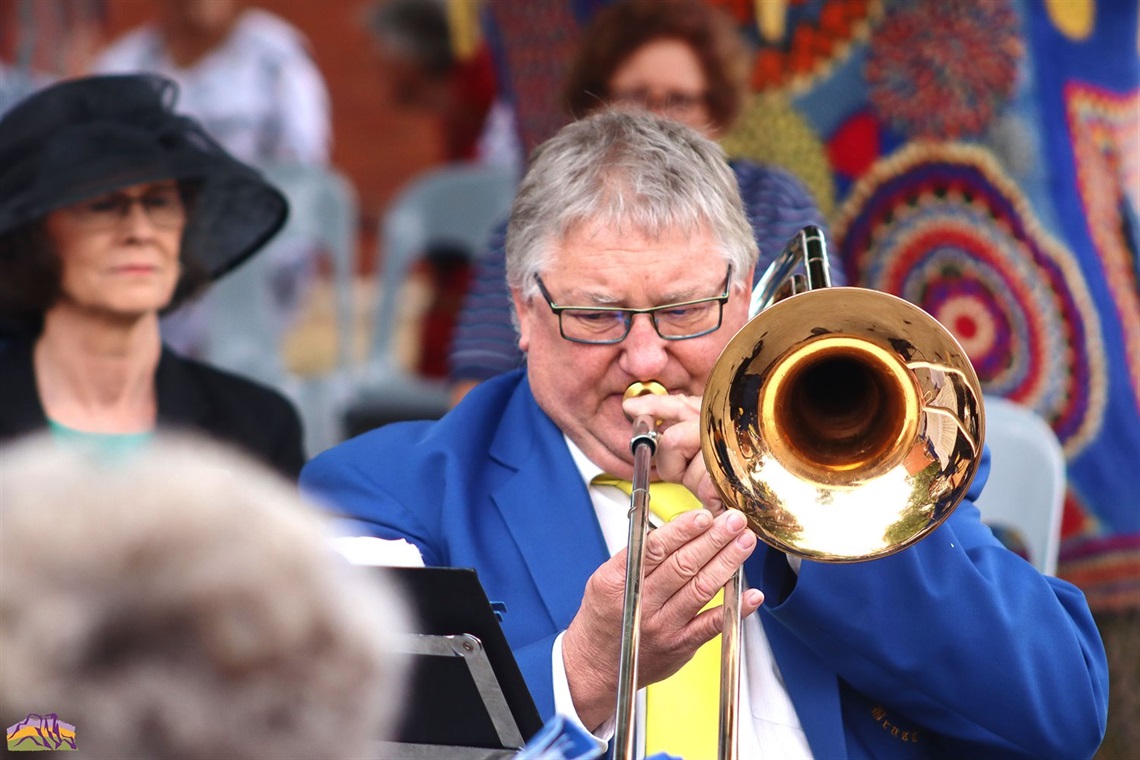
[587,434,638,478]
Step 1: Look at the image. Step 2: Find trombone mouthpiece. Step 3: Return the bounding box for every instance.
[623,381,668,424]
[624,381,667,402]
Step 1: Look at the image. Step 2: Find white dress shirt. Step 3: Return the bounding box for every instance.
[552,437,813,759]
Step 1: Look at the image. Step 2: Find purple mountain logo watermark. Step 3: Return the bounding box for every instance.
[6,713,77,751]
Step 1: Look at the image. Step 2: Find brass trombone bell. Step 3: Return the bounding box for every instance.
[701,286,985,562]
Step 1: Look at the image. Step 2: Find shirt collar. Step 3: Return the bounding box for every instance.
[564,434,606,488]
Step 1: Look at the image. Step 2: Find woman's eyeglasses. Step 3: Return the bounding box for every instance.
[610,88,709,119]
[65,187,186,230]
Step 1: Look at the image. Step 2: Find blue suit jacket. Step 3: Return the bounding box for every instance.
[302,370,1108,759]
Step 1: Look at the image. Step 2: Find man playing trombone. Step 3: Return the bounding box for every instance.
[302,110,1108,759]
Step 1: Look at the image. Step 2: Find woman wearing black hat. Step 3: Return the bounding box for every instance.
[0,74,305,478]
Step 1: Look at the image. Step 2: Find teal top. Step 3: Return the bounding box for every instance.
[47,419,153,462]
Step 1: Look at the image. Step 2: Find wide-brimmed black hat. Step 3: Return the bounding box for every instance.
[0,73,287,281]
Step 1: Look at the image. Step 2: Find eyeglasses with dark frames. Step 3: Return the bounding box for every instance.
[64,185,186,230]
[535,266,734,344]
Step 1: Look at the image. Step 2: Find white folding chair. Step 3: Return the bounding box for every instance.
[974,395,1066,575]
[259,163,359,372]
[203,163,360,456]
[345,161,518,435]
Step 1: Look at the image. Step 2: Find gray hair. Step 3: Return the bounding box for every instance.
[505,108,758,297]
[0,433,409,760]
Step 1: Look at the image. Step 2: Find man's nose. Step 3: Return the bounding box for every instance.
[619,313,669,378]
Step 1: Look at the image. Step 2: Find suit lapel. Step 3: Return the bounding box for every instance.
[488,376,610,629]
[153,348,209,427]
[747,552,847,759]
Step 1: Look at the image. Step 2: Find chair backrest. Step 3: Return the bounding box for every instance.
[369,162,518,367]
[974,395,1066,575]
[259,162,360,370]
[200,164,360,457]
[204,163,359,383]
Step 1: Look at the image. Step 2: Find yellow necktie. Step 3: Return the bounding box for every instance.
[593,476,721,760]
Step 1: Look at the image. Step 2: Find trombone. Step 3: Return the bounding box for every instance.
[613,225,985,760]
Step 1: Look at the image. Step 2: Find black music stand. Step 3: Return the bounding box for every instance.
[374,566,544,760]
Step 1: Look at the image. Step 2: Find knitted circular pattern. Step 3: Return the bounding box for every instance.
[865,0,1023,140]
[832,142,1107,457]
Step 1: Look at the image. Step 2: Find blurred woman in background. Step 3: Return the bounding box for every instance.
[0,73,305,477]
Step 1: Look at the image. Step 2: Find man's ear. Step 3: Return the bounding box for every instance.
[511,288,532,352]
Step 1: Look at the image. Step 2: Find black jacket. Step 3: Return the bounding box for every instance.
[0,338,305,480]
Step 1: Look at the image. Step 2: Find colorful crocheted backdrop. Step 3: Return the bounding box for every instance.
[723,0,1138,612]
[1018,2,1140,610]
[831,142,1108,457]
[482,0,1140,610]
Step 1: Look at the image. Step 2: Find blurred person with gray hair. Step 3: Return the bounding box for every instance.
[0,432,410,759]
